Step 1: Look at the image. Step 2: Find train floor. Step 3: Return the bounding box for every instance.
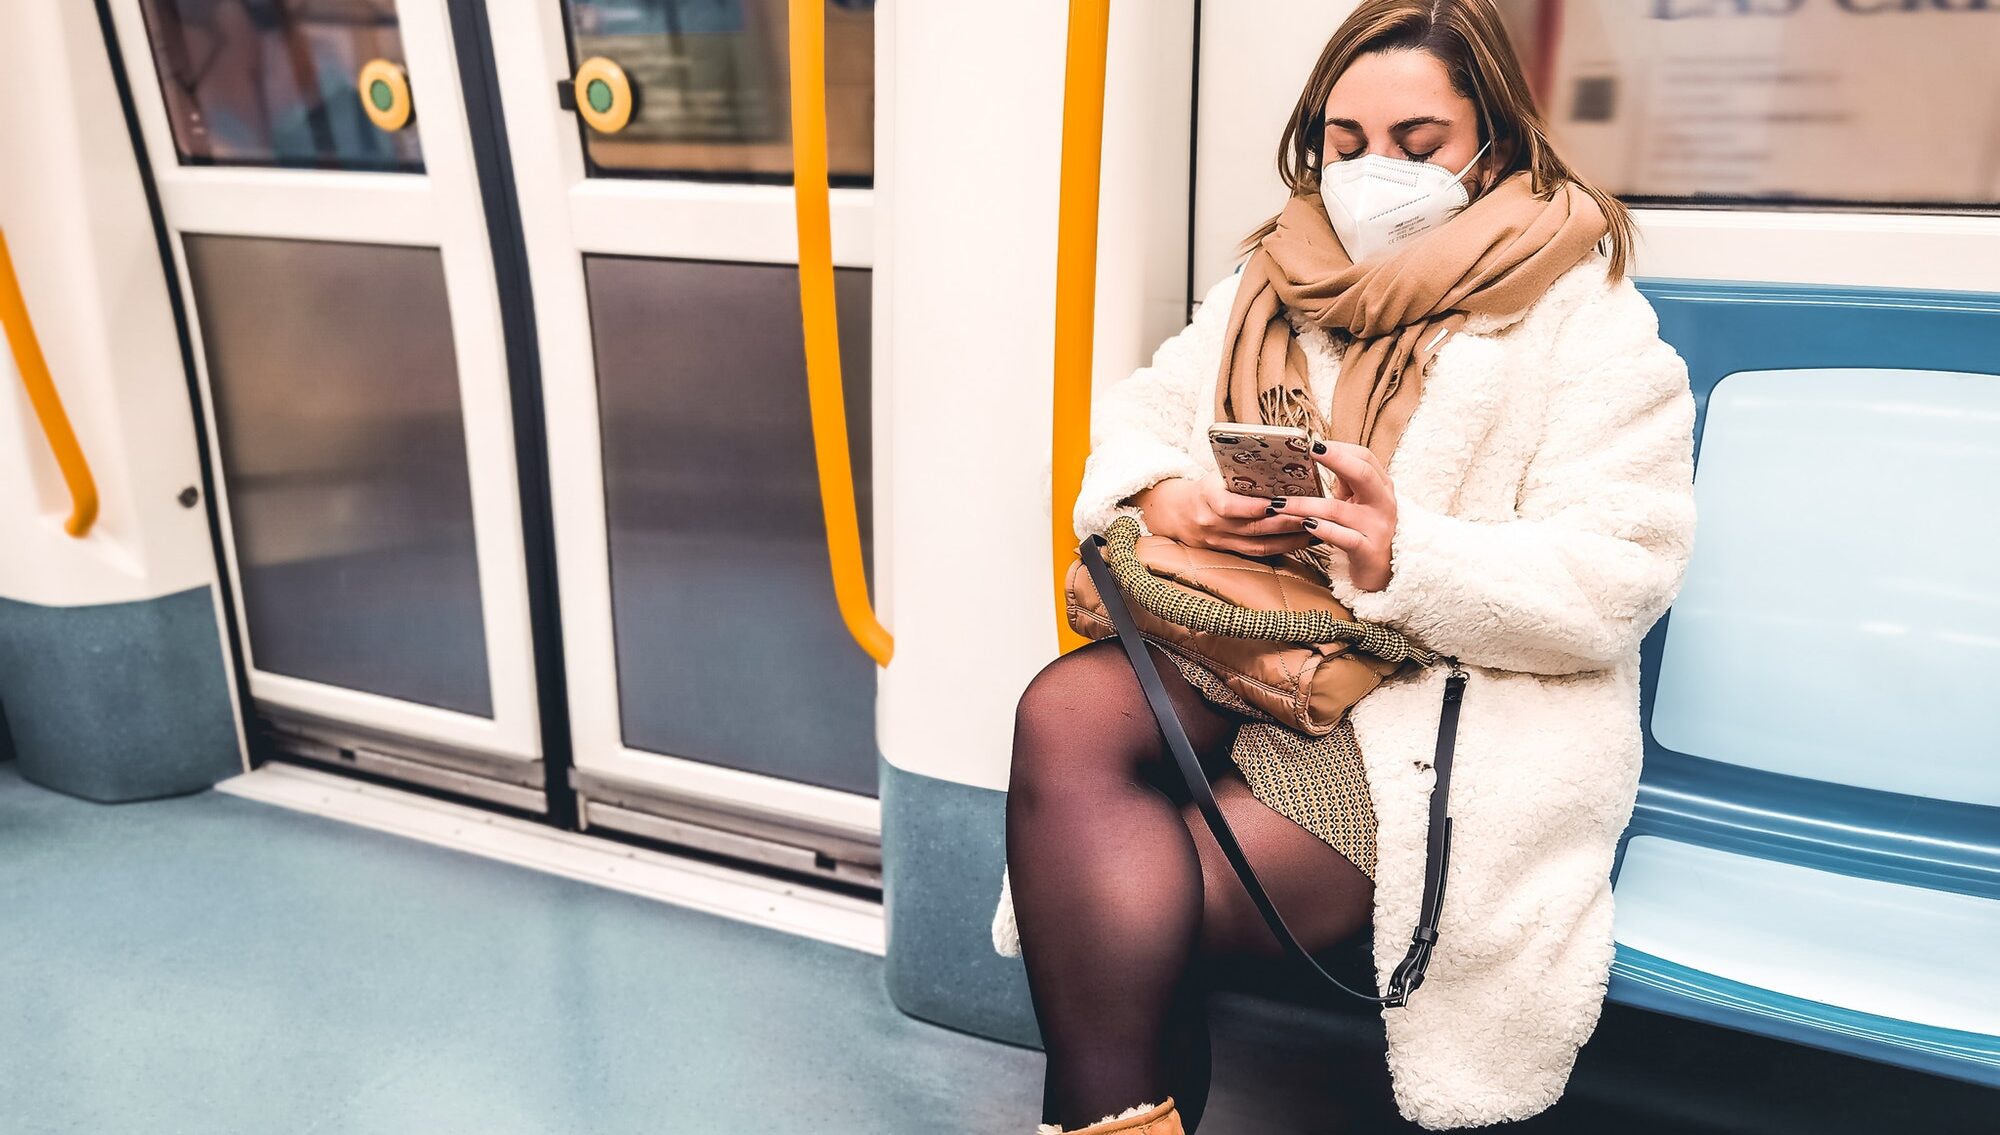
[1,761,1991,1135]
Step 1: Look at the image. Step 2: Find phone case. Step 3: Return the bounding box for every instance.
[1208,424,1324,498]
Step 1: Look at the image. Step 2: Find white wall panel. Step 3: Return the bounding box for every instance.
[0,2,215,607]
[878,1,1194,791]
[1192,2,1357,294]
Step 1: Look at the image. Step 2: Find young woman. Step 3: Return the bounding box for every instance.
[989,1,1699,1132]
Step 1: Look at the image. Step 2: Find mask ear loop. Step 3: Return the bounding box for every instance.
[1463,94,1497,198]
[1454,139,1493,189]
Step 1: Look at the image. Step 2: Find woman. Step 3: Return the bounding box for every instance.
[990,1,1699,1132]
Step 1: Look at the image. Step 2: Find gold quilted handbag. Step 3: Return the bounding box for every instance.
[1064,515,1439,735]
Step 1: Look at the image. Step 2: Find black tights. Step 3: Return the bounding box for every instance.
[1007,639,1376,1132]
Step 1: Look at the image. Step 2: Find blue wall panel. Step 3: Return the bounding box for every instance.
[0,585,239,802]
[879,755,1041,1049]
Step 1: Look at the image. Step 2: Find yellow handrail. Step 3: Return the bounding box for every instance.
[788,0,892,667]
[1050,1,1111,654]
[0,229,98,538]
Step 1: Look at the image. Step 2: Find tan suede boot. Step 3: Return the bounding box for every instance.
[1034,1096,1184,1135]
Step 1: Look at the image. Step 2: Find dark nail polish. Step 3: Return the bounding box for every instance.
[1268,497,1287,508]
[1302,518,1318,529]
[1311,441,1326,454]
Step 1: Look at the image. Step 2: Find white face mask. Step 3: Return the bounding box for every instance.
[1320,139,1491,263]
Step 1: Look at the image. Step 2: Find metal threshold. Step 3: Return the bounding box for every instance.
[217,763,885,956]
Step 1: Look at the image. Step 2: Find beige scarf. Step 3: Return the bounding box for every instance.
[1187,173,1612,882]
[1216,170,1609,471]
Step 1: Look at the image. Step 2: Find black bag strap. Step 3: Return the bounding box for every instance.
[1079,533,1464,1007]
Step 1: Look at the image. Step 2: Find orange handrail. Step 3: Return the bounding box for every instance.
[0,230,97,538]
[788,0,892,667]
[1050,1,1111,654]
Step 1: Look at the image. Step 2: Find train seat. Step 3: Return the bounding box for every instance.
[1609,354,2000,1089]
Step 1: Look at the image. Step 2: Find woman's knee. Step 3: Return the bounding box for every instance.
[1010,640,1156,791]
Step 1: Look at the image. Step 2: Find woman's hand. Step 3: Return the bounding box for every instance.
[1270,441,1398,591]
[1130,473,1316,557]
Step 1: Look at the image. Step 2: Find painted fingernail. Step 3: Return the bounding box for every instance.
[1268,497,1287,508]
[1302,518,1318,529]
[1311,442,1326,454]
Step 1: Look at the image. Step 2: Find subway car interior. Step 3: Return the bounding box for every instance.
[1,0,1996,1131]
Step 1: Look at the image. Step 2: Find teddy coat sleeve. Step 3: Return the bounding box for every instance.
[1334,276,1699,676]
[1070,271,1244,541]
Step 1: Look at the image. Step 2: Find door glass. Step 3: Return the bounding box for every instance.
[136,0,423,172]
[183,235,492,716]
[562,0,874,183]
[585,256,876,796]
[1495,0,2000,207]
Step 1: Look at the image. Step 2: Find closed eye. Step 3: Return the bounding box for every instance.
[1332,146,1441,162]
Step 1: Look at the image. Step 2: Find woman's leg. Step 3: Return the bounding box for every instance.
[1006,638,1241,1130]
[1007,637,1375,1131]
[1161,776,1377,1132]
[1183,775,1376,961]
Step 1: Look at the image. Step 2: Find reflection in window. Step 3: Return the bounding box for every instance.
[565,0,873,183]
[1496,0,2000,208]
[183,236,491,716]
[586,256,877,796]
[137,0,422,172]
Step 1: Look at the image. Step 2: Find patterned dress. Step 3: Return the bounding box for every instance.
[1162,648,1379,881]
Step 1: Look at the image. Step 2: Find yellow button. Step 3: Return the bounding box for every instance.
[574,57,634,135]
[358,59,413,133]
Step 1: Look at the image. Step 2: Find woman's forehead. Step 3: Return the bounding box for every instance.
[1323,49,1472,124]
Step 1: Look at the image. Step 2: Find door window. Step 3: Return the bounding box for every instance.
[136,0,423,171]
[561,0,874,183]
[1496,0,2000,208]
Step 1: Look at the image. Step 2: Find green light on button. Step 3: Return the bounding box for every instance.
[370,79,394,112]
[573,57,631,133]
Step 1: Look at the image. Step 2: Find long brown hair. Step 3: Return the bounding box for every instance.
[1241,0,1634,278]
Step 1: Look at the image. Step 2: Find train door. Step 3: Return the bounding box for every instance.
[482,0,883,884]
[1192,0,2000,1088]
[107,0,887,879]
[104,0,552,811]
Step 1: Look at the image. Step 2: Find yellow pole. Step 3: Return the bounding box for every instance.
[789,0,892,666]
[0,230,97,538]
[1050,1,1111,654]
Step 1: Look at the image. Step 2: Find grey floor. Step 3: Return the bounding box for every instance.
[0,763,1039,1134]
[3,762,1993,1135]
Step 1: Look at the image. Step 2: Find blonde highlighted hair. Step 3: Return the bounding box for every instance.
[1243,0,1634,278]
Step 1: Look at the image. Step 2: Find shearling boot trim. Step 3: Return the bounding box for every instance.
[1034,1097,1175,1133]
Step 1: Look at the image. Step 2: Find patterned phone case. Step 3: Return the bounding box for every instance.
[1208,425,1325,498]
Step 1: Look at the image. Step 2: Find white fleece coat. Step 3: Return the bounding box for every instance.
[991,252,1699,1130]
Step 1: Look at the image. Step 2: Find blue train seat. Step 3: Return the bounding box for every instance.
[1614,280,2000,1089]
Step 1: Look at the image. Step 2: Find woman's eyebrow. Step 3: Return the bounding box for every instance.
[1323,115,1453,133]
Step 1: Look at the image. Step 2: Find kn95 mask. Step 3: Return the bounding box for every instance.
[1320,139,1491,263]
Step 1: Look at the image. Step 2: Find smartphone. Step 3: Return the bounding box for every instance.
[1207,422,1325,498]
